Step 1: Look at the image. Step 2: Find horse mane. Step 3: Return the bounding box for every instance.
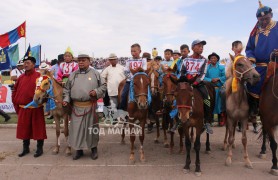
[225,61,233,97]
[44,70,62,87]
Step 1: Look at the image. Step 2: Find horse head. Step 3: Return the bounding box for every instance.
[33,74,52,105]
[176,78,194,124]
[131,68,150,109]
[230,54,260,86]
[162,64,178,105]
[146,60,160,96]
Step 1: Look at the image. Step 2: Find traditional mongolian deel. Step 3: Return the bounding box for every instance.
[63,68,106,150]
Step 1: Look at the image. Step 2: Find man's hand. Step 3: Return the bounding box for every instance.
[274,49,278,57]
[211,78,219,83]
[89,90,97,97]
[62,101,68,106]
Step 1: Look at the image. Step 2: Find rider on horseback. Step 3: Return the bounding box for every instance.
[180,40,213,134]
[246,1,278,129]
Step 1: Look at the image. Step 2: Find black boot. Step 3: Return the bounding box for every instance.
[34,140,44,158]
[73,150,84,160]
[18,139,30,157]
[0,109,11,122]
[253,122,259,134]
[91,147,98,160]
[248,94,259,116]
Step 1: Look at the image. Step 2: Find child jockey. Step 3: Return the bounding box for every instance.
[180,40,213,134]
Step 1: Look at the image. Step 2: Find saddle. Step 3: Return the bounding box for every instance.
[264,62,278,84]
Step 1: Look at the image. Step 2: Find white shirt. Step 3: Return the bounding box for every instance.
[101,64,125,96]
[10,68,25,78]
[124,58,147,81]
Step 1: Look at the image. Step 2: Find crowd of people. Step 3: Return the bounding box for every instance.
[0,1,277,162]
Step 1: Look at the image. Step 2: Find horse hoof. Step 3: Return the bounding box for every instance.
[270,169,278,176]
[65,148,71,156]
[164,143,170,148]
[195,172,202,177]
[154,139,159,144]
[183,169,190,174]
[129,159,135,165]
[140,158,146,163]
[259,153,266,159]
[245,164,253,169]
[205,151,211,155]
[225,157,232,166]
[52,148,59,155]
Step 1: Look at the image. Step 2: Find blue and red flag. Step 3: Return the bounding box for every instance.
[0,22,26,48]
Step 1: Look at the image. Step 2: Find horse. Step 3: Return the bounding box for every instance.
[146,60,163,142]
[224,54,260,168]
[175,77,215,176]
[33,70,71,156]
[161,65,185,154]
[118,67,151,164]
[259,58,278,176]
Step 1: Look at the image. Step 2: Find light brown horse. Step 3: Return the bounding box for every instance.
[259,59,278,176]
[175,77,215,176]
[33,70,71,155]
[118,67,150,164]
[224,55,260,168]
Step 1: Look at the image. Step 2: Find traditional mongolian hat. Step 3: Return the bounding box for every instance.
[256,0,272,17]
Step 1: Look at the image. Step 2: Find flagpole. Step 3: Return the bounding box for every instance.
[25,20,26,52]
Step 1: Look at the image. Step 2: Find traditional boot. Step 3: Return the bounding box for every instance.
[34,140,44,158]
[91,147,98,160]
[18,139,30,157]
[253,122,259,134]
[73,150,84,160]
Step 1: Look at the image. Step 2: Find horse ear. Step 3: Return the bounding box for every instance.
[229,53,235,62]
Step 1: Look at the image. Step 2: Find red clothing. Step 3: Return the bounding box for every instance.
[12,69,47,140]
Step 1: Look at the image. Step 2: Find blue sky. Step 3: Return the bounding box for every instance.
[0,0,277,61]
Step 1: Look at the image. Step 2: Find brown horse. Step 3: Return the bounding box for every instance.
[118,67,150,164]
[161,66,185,154]
[33,70,71,155]
[259,60,278,176]
[175,78,215,176]
[224,55,260,168]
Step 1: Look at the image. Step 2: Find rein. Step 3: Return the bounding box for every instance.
[270,52,278,99]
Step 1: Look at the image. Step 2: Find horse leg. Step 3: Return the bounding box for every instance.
[139,120,146,162]
[183,128,191,174]
[194,131,202,176]
[232,124,236,149]
[190,127,194,143]
[121,122,126,145]
[241,120,253,169]
[223,125,228,151]
[63,115,71,156]
[178,127,184,154]
[129,118,136,164]
[162,114,169,148]
[169,120,174,154]
[269,130,278,176]
[53,116,60,154]
[154,115,160,143]
[205,133,211,154]
[225,118,234,166]
[259,128,267,159]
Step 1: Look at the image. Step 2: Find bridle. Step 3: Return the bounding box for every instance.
[233,56,255,81]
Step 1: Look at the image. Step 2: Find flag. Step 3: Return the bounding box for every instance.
[31,45,41,66]
[0,47,11,70]
[0,22,26,48]
[7,44,19,68]
[24,44,31,58]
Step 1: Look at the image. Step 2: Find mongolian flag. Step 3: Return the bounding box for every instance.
[31,45,41,66]
[0,22,26,48]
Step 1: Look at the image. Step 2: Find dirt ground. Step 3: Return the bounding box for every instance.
[0,124,277,180]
